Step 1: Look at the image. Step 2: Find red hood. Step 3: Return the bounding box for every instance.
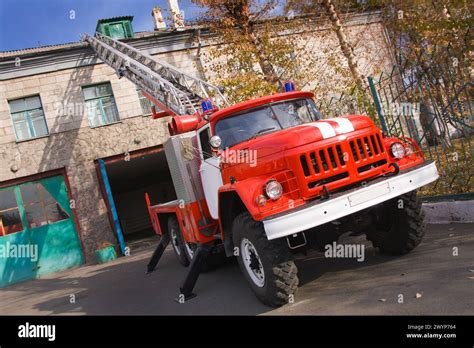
[221,115,375,161]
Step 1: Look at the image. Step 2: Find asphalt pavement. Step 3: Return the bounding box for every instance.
[0,223,472,315]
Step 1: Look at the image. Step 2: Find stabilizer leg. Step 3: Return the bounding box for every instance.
[146,234,170,274]
[175,243,212,302]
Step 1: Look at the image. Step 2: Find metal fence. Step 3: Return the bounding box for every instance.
[318,47,473,197]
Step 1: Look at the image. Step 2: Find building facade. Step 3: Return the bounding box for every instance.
[0,8,395,286]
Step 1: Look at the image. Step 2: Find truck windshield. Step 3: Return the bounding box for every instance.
[215,98,322,149]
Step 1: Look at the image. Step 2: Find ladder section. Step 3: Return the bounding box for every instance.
[82,32,229,116]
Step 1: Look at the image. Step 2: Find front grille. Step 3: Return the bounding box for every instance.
[296,130,388,198]
[308,172,349,189]
[349,133,385,161]
[300,144,346,176]
[357,159,387,173]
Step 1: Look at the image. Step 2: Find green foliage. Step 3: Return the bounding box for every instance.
[420,137,473,196]
[379,0,473,64]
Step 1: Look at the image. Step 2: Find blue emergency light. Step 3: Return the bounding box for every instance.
[284,81,295,92]
[201,99,214,113]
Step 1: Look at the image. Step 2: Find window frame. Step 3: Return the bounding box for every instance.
[197,124,213,161]
[214,98,322,149]
[0,187,24,236]
[20,182,69,229]
[82,82,120,128]
[136,88,155,116]
[8,95,49,142]
[108,22,127,40]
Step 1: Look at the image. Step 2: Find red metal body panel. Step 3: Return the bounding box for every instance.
[145,193,216,244]
[211,100,425,223]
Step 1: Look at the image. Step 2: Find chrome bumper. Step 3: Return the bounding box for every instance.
[263,161,439,240]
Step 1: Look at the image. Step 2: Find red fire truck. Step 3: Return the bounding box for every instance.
[85,33,439,307]
[146,90,439,306]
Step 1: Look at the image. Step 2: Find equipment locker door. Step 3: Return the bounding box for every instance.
[198,125,222,220]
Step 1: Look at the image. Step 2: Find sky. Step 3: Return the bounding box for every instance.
[0,0,204,52]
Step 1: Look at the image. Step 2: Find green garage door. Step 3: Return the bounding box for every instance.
[0,174,84,287]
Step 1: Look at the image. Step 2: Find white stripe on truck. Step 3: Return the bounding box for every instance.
[326,118,355,133]
[310,122,337,139]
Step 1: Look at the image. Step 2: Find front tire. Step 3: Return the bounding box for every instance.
[366,190,425,255]
[232,212,298,307]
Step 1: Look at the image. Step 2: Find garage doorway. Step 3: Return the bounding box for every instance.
[97,147,176,250]
[0,171,84,287]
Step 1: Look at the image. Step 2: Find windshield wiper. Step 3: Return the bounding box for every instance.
[240,127,278,145]
[255,127,276,135]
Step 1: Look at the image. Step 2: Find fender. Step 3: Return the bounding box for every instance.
[217,177,269,256]
[218,179,264,218]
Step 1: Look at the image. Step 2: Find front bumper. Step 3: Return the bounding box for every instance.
[262,161,439,240]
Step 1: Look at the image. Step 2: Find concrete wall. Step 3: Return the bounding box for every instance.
[0,46,200,261]
[200,13,395,101]
[0,62,172,260]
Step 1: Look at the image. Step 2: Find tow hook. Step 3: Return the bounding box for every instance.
[320,185,331,200]
[384,163,400,177]
[286,233,307,249]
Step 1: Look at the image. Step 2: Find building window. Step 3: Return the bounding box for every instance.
[20,183,69,229]
[9,95,49,141]
[0,188,24,236]
[83,83,120,127]
[137,89,156,116]
[96,17,134,39]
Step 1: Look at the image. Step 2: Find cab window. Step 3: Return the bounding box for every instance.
[215,98,321,149]
[199,128,212,160]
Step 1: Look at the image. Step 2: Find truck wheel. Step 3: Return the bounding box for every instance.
[366,190,425,255]
[232,212,298,307]
[168,217,227,271]
[168,216,190,267]
[182,242,227,273]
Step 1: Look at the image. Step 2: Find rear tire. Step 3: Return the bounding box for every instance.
[366,190,425,255]
[168,216,190,267]
[169,216,227,271]
[232,212,298,307]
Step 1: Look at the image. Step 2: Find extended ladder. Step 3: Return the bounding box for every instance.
[82,32,229,116]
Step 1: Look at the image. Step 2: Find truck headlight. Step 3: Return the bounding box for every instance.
[390,142,406,159]
[265,180,283,200]
[209,135,222,149]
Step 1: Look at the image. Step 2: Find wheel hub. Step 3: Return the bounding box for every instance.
[241,238,265,288]
[170,228,181,255]
[185,242,194,259]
